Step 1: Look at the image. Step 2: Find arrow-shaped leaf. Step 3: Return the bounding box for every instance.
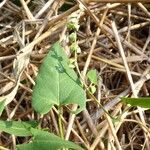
[32,42,86,115]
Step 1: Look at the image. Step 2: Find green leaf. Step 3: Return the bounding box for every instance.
[87,69,97,85]
[0,120,38,136]
[70,42,79,52]
[17,129,84,150]
[32,42,86,115]
[121,97,150,108]
[0,99,5,116]
[69,32,77,43]
[90,85,96,94]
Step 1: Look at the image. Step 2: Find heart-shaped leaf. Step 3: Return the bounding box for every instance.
[17,128,84,150]
[0,120,38,136]
[32,42,86,115]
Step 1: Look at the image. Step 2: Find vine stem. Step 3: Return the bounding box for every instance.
[75,52,114,119]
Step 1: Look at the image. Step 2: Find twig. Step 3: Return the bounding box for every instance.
[105,113,122,150]
[20,0,35,20]
[85,0,149,3]
[82,6,108,78]
[0,0,7,8]
[112,21,136,96]
[35,0,55,19]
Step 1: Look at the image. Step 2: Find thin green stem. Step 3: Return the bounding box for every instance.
[75,51,114,119]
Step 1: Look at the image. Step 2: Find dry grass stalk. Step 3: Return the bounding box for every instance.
[0,0,149,149]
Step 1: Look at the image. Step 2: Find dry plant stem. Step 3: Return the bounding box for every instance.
[90,103,122,150]
[123,119,150,135]
[92,55,125,69]
[2,2,69,74]
[110,67,141,77]
[76,53,109,149]
[118,22,150,33]
[111,21,136,97]
[0,146,9,150]
[137,3,150,18]
[0,72,32,93]
[110,10,150,21]
[1,69,23,107]
[17,5,78,57]
[9,91,26,119]
[35,0,55,19]
[50,110,59,135]
[112,22,148,102]
[0,0,7,8]
[47,4,78,28]
[20,0,35,20]
[16,108,32,119]
[24,71,35,85]
[103,15,148,58]
[0,55,16,61]
[142,27,150,53]
[107,132,111,150]
[97,76,102,103]
[82,110,105,150]
[65,104,77,140]
[34,0,61,40]
[77,0,149,60]
[92,55,142,76]
[77,0,117,48]
[85,0,148,2]
[115,111,150,149]
[112,21,148,133]
[104,23,149,58]
[0,5,75,47]
[102,66,150,147]
[125,3,131,42]
[52,107,89,149]
[111,55,149,64]
[82,110,98,136]
[19,21,65,56]
[90,124,108,150]
[89,3,121,12]
[91,66,150,119]
[11,135,16,150]
[75,119,90,148]
[82,7,108,78]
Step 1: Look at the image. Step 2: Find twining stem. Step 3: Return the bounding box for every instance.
[58,107,64,139]
[75,52,113,119]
